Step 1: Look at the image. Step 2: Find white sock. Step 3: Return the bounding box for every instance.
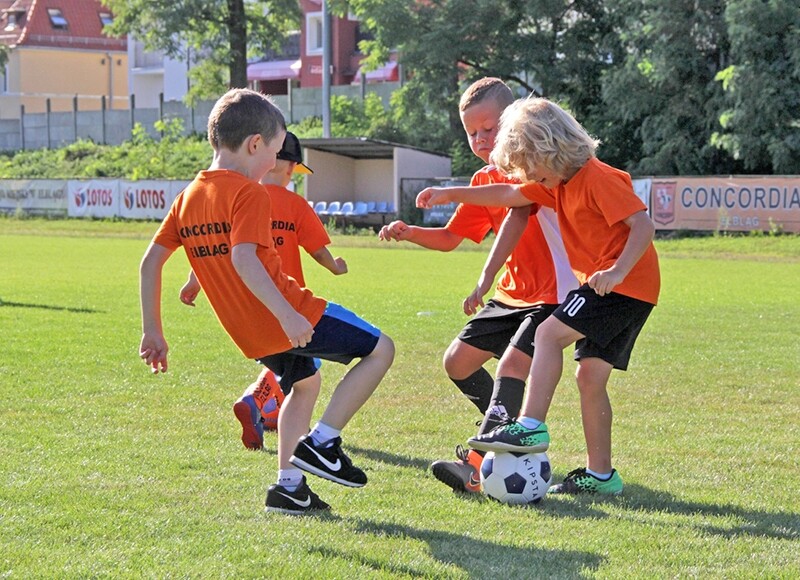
[586,468,612,480]
[277,468,304,491]
[517,416,542,430]
[310,421,341,447]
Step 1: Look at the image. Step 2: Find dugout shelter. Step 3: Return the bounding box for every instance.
[300,137,452,225]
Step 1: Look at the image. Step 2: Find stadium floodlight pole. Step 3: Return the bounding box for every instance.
[321,0,331,138]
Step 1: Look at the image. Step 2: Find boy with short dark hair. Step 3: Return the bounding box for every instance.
[140,89,394,514]
[178,131,348,450]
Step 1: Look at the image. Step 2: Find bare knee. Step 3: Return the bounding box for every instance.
[574,359,612,396]
[442,339,489,380]
[496,347,531,380]
[372,333,395,365]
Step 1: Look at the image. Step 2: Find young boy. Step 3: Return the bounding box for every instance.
[139,89,394,514]
[178,132,348,450]
[379,78,575,494]
[416,97,660,495]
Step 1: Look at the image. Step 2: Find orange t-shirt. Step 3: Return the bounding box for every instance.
[520,158,660,305]
[153,169,327,358]
[446,166,574,306]
[266,184,331,287]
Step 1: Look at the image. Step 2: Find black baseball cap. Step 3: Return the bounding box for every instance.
[277,132,313,174]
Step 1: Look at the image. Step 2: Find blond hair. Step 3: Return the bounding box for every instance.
[207,88,286,151]
[459,77,514,112]
[491,97,600,181]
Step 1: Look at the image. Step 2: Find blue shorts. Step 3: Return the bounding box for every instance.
[256,302,381,394]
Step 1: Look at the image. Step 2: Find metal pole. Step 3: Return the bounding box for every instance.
[101,95,107,144]
[73,94,78,143]
[20,104,25,150]
[322,0,331,137]
[130,93,135,136]
[46,98,51,149]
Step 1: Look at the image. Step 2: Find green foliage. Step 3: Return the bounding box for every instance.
[0,120,211,180]
[712,0,800,173]
[336,0,797,175]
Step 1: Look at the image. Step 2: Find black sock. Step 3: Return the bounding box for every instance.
[450,368,494,414]
[477,376,525,436]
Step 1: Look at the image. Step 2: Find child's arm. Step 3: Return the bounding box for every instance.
[378,220,464,251]
[588,210,655,296]
[231,243,315,348]
[416,183,531,209]
[139,242,175,374]
[463,207,529,315]
[309,246,348,275]
[179,270,202,306]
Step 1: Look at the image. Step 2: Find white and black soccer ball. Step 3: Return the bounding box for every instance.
[480,451,552,505]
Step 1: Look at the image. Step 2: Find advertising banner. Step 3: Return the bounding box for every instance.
[0,179,68,214]
[651,176,800,233]
[67,179,119,218]
[120,180,175,220]
[632,178,651,209]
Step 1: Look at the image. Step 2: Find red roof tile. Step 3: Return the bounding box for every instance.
[0,0,125,51]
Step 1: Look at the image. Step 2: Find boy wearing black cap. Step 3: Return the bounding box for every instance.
[179,132,348,450]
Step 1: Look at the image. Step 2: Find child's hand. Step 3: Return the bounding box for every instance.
[280,311,315,349]
[463,275,492,315]
[463,287,486,316]
[378,220,410,241]
[139,332,169,374]
[179,278,202,306]
[416,188,449,209]
[332,257,348,275]
[587,268,625,296]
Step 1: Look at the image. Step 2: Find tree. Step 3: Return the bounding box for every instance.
[102,0,300,100]
[598,0,740,175]
[338,0,617,170]
[713,0,800,173]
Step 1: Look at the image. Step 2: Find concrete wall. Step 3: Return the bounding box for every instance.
[0,82,399,151]
[304,150,356,202]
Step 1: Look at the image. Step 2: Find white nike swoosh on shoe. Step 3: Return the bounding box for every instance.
[277,491,311,508]
[305,443,342,471]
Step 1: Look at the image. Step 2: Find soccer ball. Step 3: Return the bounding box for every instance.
[480,451,552,505]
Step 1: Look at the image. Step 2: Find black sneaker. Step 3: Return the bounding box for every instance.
[290,435,367,487]
[265,477,331,515]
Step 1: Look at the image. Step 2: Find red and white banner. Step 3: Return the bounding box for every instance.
[67,180,119,218]
[119,180,189,220]
[651,176,800,233]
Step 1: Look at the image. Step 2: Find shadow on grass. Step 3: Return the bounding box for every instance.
[305,518,602,578]
[348,445,431,472]
[617,483,800,540]
[541,479,799,540]
[0,299,100,314]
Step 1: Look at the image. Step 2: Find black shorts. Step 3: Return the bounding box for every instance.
[553,284,654,371]
[256,303,381,394]
[457,299,558,359]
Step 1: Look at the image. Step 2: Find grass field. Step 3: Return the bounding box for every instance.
[1,218,799,578]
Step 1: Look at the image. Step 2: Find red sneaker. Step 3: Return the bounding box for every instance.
[232,392,263,450]
[251,368,285,431]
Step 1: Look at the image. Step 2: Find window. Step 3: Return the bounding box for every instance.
[98,12,113,27]
[48,8,67,29]
[306,12,323,55]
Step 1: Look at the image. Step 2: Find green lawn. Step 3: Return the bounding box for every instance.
[1,219,798,578]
